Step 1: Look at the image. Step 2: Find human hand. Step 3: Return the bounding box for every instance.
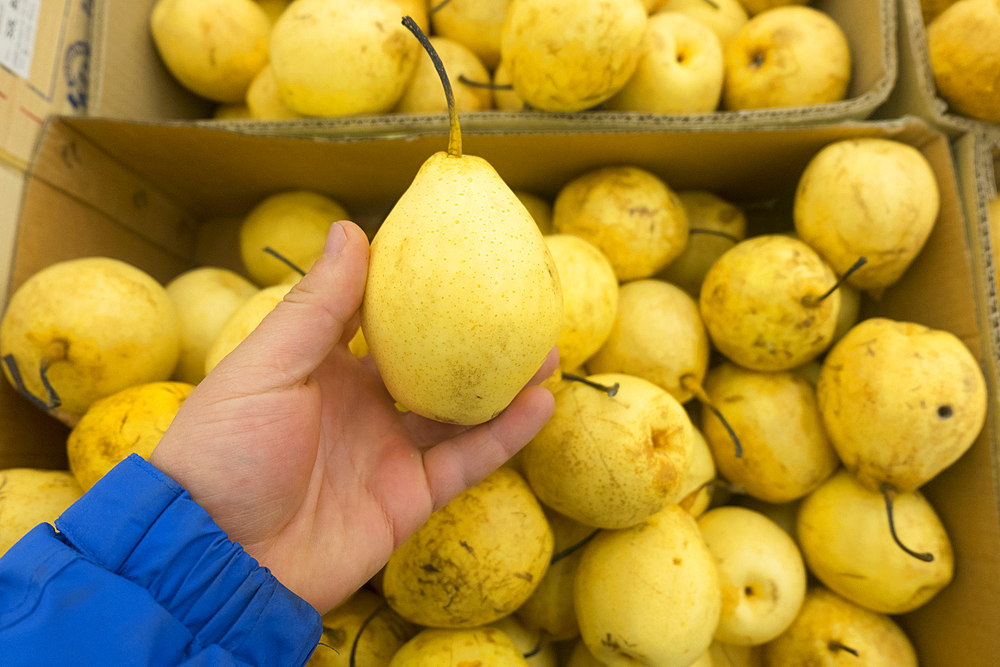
[150,221,557,614]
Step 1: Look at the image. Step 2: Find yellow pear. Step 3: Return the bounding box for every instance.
[817,318,987,494]
[390,0,430,34]
[831,282,860,345]
[733,496,800,542]
[794,139,940,293]
[660,0,749,45]
[214,104,252,119]
[515,506,597,642]
[553,166,689,281]
[269,0,420,116]
[166,267,258,385]
[544,235,619,371]
[246,64,303,120]
[722,6,850,110]
[257,0,290,24]
[306,589,416,667]
[575,505,721,667]
[150,0,270,103]
[514,190,553,234]
[488,616,558,667]
[604,12,725,114]
[500,0,648,112]
[395,37,493,113]
[523,373,695,529]
[566,640,606,667]
[362,33,562,426]
[698,507,807,646]
[710,641,762,667]
[240,190,349,287]
[657,191,747,297]
[588,279,709,403]
[348,328,369,358]
[430,0,511,70]
[493,61,526,111]
[797,470,954,615]
[701,362,839,503]
[699,235,840,371]
[389,627,529,667]
[736,0,807,15]
[677,426,716,518]
[383,468,553,628]
[67,382,194,491]
[204,284,293,374]
[0,258,181,426]
[928,0,1000,122]
[921,0,962,24]
[761,587,918,666]
[0,469,83,557]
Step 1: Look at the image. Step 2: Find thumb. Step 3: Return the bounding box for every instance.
[223,221,370,388]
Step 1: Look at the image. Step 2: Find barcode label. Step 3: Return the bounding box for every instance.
[0,0,40,79]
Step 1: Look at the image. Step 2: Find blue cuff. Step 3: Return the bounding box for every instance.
[54,454,321,666]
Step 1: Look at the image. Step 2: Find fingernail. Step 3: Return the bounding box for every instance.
[324,222,346,257]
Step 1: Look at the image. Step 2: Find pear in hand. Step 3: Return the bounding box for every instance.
[362,20,561,425]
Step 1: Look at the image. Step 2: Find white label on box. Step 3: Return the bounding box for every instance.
[0,0,40,79]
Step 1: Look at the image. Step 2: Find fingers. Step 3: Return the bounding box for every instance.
[421,384,555,511]
[223,222,370,389]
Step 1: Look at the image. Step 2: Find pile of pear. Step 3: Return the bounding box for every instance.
[150,0,854,121]
[0,130,988,667]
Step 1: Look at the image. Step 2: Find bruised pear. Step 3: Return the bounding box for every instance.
[699,235,840,371]
[817,318,987,493]
[523,373,695,529]
[362,26,561,425]
[382,468,553,628]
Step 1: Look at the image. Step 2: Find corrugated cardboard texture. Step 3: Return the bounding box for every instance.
[88,0,894,132]
[3,116,999,663]
[0,0,90,169]
[877,0,1000,141]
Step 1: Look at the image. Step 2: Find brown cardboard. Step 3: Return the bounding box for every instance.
[3,116,998,664]
[0,0,90,170]
[877,0,1000,142]
[88,0,895,132]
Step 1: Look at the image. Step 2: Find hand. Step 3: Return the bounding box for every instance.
[150,221,557,614]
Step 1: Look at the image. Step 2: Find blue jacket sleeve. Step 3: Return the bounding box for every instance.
[0,454,322,666]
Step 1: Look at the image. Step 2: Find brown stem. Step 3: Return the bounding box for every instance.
[551,529,601,564]
[828,641,859,657]
[458,75,513,91]
[802,257,867,307]
[881,483,934,562]
[263,246,306,276]
[402,17,461,157]
[561,373,619,397]
[349,603,388,667]
[681,375,742,459]
[523,631,547,659]
[688,228,740,244]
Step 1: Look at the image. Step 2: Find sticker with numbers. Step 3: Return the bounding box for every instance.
[0,0,40,80]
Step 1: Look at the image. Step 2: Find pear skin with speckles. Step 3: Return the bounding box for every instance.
[362,151,562,425]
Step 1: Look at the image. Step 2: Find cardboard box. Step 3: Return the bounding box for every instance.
[88,0,896,133]
[877,0,1000,141]
[2,116,998,664]
[0,0,90,170]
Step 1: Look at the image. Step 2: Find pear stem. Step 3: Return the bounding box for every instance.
[3,346,75,425]
[550,528,601,564]
[561,373,619,397]
[688,228,740,244]
[316,642,340,655]
[263,246,307,276]
[458,74,513,91]
[523,633,546,659]
[681,375,743,459]
[428,0,453,14]
[349,603,388,667]
[828,641,859,657]
[402,17,461,157]
[803,257,867,307]
[880,483,934,562]
[701,0,720,8]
